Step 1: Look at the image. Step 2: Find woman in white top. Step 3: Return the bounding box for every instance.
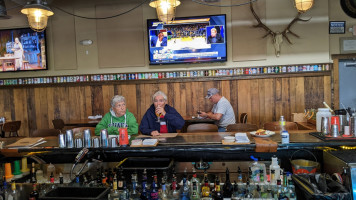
[11,37,24,70]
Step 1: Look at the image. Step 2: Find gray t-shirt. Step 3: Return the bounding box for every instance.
[212,97,236,128]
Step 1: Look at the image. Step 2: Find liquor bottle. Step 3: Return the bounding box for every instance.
[179,176,190,200]
[30,163,37,183]
[201,175,211,199]
[109,174,119,200]
[140,169,149,200]
[190,168,200,200]
[276,179,282,199]
[8,181,19,200]
[59,173,64,185]
[150,179,159,200]
[213,176,223,200]
[237,167,243,183]
[252,184,261,198]
[29,184,39,200]
[117,168,124,191]
[130,171,140,200]
[160,177,169,200]
[49,172,56,191]
[260,169,265,183]
[222,168,233,198]
[248,167,253,182]
[120,181,129,200]
[170,172,179,199]
[231,181,239,200]
[102,173,110,188]
[1,180,8,200]
[243,181,253,199]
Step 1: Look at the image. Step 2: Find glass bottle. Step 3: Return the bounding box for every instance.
[140,169,149,200]
[130,171,140,200]
[171,172,179,199]
[102,173,110,188]
[190,168,200,200]
[222,168,232,198]
[231,181,239,200]
[279,115,286,132]
[252,184,261,198]
[59,173,64,185]
[150,179,159,200]
[179,176,190,200]
[120,181,129,200]
[201,175,211,199]
[49,172,56,190]
[244,181,253,199]
[30,163,37,183]
[29,184,39,200]
[109,175,120,200]
[213,176,223,200]
[160,177,169,200]
[237,167,243,183]
[8,181,19,200]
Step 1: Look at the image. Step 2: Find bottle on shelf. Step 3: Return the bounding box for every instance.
[222,168,233,198]
[120,181,129,200]
[108,174,119,200]
[179,175,190,200]
[49,172,56,190]
[213,176,223,200]
[140,169,149,200]
[231,181,239,200]
[29,183,39,200]
[170,170,179,199]
[237,166,243,183]
[159,176,169,200]
[150,179,159,200]
[8,181,19,200]
[30,163,37,183]
[190,168,200,200]
[270,155,281,184]
[244,181,253,199]
[46,163,55,182]
[59,173,64,185]
[201,173,211,200]
[249,156,266,183]
[130,171,140,200]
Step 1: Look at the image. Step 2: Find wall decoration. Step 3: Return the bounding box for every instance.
[329,21,346,34]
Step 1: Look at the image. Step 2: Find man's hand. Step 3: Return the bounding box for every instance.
[155,106,166,116]
[151,130,160,136]
[199,111,208,118]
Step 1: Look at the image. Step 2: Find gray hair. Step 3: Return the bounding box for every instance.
[152,91,167,102]
[111,95,126,107]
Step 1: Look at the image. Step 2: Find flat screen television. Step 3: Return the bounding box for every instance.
[0,27,47,73]
[147,14,227,65]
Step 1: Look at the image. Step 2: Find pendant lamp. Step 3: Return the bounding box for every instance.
[21,0,54,32]
[149,0,181,24]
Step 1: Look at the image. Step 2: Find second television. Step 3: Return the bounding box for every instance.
[147,14,227,65]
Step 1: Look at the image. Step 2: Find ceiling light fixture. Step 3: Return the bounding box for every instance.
[21,0,54,32]
[149,0,180,24]
[294,0,314,13]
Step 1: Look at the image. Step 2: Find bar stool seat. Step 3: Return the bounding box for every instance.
[2,121,21,137]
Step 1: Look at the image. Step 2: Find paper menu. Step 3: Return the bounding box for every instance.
[6,137,46,149]
[234,133,250,143]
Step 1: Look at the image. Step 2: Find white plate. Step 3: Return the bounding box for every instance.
[250,130,276,137]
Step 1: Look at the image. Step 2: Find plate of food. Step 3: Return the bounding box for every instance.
[250,129,275,137]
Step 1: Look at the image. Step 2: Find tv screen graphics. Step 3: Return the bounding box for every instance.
[147,14,227,65]
[0,27,47,72]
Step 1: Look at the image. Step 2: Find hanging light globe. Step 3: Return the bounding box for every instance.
[149,0,181,24]
[21,0,54,32]
[294,0,314,13]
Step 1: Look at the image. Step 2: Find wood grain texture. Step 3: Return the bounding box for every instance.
[0,75,331,136]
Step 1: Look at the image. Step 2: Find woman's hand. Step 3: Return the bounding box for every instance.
[155,106,166,116]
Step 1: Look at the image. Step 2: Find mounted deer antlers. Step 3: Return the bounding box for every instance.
[250,2,311,57]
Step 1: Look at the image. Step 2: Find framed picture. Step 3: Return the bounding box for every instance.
[340,37,356,54]
[329,21,346,34]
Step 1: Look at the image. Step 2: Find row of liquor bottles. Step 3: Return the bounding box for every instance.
[0,164,296,200]
[0,63,330,86]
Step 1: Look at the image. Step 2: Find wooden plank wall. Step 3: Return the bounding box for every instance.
[0,75,331,136]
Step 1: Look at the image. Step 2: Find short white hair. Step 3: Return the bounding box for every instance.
[152,91,167,102]
[111,95,125,107]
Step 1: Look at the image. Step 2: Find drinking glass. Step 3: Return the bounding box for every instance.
[156,112,162,123]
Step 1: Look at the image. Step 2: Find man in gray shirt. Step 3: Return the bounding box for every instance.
[200,88,236,132]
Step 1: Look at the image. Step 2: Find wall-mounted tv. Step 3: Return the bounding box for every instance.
[147,14,227,65]
[0,27,47,73]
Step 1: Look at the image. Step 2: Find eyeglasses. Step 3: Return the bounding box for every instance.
[114,103,126,108]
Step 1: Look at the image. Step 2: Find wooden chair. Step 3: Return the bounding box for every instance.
[186,123,218,133]
[52,119,65,132]
[263,121,298,131]
[72,127,96,136]
[226,123,258,132]
[2,121,21,137]
[32,129,60,137]
[239,113,248,123]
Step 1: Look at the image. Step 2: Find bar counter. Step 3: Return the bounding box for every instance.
[1,130,354,163]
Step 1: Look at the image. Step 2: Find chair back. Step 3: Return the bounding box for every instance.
[32,129,60,137]
[239,113,248,124]
[72,127,96,136]
[2,121,21,137]
[52,119,65,130]
[186,123,218,133]
[226,123,258,132]
[263,121,298,131]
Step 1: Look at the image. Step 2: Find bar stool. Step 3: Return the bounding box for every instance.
[2,121,21,137]
[23,60,30,70]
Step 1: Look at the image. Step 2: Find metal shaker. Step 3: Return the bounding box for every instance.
[58,133,66,148]
[83,129,92,148]
[75,138,83,148]
[65,130,74,148]
[351,115,356,137]
[321,117,330,135]
[92,137,100,148]
[100,129,108,148]
[110,136,118,147]
[335,109,347,133]
[331,124,339,137]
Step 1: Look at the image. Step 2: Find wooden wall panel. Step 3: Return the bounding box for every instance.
[0,75,331,136]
